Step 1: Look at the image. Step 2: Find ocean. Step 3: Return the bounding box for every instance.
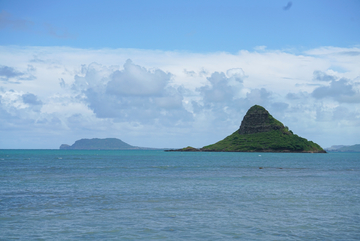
[1,150,359,240]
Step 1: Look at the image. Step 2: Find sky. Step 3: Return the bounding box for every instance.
[0,0,359,149]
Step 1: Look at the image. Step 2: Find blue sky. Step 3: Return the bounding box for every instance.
[0,0,360,148]
[2,0,359,51]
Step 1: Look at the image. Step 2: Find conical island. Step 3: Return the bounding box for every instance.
[168,105,326,153]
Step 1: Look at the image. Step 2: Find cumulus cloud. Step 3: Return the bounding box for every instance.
[198,68,245,104]
[271,102,289,111]
[22,93,42,105]
[72,62,109,92]
[59,78,66,88]
[0,65,24,79]
[330,106,360,128]
[107,59,170,96]
[199,72,235,103]
[183,69,196,77]
[286,91,309,100]
[0,45,360,148]
[254,46,267,51]
[338,51,360,57]
[245,88,272,106]
[22,93,42,113]
[227,68,246,83]
[0,90,44,125]
[313,70,337,82]
[312,78,360,103]
[332,106,352,120]
[193,69,276,130]
[0,65,36,81]
[73,60,193,126]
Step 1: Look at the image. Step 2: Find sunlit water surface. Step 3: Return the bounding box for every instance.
[1,150,359,240]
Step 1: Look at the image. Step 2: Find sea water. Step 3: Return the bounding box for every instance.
[1,150,359,240]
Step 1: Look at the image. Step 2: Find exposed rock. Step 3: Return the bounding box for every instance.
[238,105,283,134]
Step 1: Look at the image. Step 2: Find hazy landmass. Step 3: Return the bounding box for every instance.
[325,144,360,152]
[60,138,159,150]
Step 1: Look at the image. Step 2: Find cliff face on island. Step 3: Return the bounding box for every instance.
[238,105,283,134]
[169,105,326,153]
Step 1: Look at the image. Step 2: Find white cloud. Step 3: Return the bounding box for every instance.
[69,60,194,127]
[0,45,359,148]
[199,72,238,103]
[313,70,337,82]
[312,78,360,103]
[0,65,24,79]
[107,59,171,96]
[254,45,267,51]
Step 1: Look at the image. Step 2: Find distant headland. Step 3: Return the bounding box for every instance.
[167,105,326,153]
[60,138,157,150]
[325,144,360,152]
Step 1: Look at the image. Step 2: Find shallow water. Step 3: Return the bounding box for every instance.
[1,150,359,240]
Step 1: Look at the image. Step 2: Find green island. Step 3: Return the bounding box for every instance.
[168,105,326,153]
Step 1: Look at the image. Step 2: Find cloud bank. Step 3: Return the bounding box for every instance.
[0,46,359,148]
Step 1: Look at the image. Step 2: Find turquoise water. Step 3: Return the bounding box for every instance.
[1,150,359,240]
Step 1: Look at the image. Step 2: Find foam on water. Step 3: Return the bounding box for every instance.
[1,150,359,240]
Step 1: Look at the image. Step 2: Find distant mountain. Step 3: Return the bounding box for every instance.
[60,138,154,150]
[167,105,325,153]
[324,145,347,152]
[325,144,360,152]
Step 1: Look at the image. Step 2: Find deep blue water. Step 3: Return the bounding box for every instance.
[1,150,359,240]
